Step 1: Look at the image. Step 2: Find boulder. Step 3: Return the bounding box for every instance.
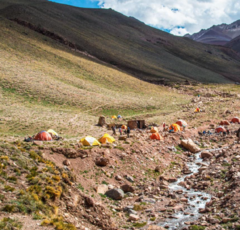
[85,197,94,207]
[105,189,124,200]
[128,214,140,221]
[33,141,43,146]
[95,157,109,166]
[63,159,70,166]
[178,181,187,188]
[120,184,134,193]
[181,139,201,153]
[168,178,177,182]
[200,151,213,159]
[96,184,108,194]
[155,166,163,173]
[147,225,167,230]
[115,175,122,181]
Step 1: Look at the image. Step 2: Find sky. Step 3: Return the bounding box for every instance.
[49,0,240,36]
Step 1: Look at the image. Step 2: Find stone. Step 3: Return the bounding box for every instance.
[95,157,109,166]
[121,184,134,193]
[115,175,122,181]
[168,178,177,182]
[33,141,43,146]
[125,175,134,182]
[128,214,139,221]
[147,226,167,230]
[96,184,108,194]
[155,166,162,173]
[178,181,187,188]
[63,159,71,166]
[85,197,94,207]
[123,206,134,212]
[181,139,201,153]
[105,189,124,200]
[200,151,213,159]
[180,198,188,203]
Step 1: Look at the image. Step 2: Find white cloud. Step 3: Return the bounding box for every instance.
[96,0,240,35]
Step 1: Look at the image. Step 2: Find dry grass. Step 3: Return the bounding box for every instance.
[0,18,189,137]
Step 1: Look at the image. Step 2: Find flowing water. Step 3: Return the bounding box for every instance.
[158,151,214,230]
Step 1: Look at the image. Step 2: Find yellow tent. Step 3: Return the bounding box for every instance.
[47,129,58,136]
[111,115,117,119]
[99,133,115,144]
[194,108,200,113]
[169,123,181,132]
[80,136,101,146]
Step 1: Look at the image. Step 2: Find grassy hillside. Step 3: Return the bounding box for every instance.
[1,0,240,83]
[0,16,189,137]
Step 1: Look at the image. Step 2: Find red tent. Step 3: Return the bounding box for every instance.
[215,126,226,133]
[219,120,230,125]
[231,117,240,123]
[150,133,163,140]
[34,131,52,141]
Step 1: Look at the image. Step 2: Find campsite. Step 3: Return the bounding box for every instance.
[1,0,240,230]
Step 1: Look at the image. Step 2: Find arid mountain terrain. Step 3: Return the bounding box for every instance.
[185,20,240,46]
[1,0,240,83]
[1,0,240,230]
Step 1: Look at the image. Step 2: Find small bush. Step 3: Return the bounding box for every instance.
[189,226,206,230]
[0,217,22,230]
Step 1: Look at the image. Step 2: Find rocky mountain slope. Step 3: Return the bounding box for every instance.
[1,0,240,83]
[185,20,240,46]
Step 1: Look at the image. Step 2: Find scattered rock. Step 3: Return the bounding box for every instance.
[125,175,134,182]
[33,141,43,146]
[128,214,140,221]
[181,139,201,153]
[120,184,134,193]
[97,184,109,194]
[95,157,109,166]
[115,175,122,181]
[200,151,213,159]
[147,225,166,230]
[63,159,71,166]
[105,189,124,200]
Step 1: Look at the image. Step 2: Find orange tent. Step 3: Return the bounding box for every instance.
[150,127,158,133]
[121,125,127,130]
[150,133,163,140]
[34,131,52,141]
[219,120,230,126]
[169,124,181,132]
[215,126,226,133]
[176,119,187,127]
[231,117,240,123]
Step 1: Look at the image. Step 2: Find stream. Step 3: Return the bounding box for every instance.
[158,150,215,230]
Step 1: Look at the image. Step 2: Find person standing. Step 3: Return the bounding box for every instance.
[237,128,240,143]
[111,125,116,135]
[127,126,130,138]
[119,127,122,136]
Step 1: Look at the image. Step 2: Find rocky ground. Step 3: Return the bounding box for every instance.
[1,88,240,230]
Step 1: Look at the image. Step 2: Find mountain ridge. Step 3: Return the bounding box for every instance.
[185,20,240,46]
[1,0,240,83]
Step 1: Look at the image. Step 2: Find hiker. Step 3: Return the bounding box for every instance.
[127,126,130,138]
[119,127,122,135]
[163,122,166,131]
[111,125,116,135]
[236,128,240,143]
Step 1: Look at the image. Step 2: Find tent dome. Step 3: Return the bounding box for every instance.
[80,136,101,146]
[34,131,52,141]
[99,133,115,144]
